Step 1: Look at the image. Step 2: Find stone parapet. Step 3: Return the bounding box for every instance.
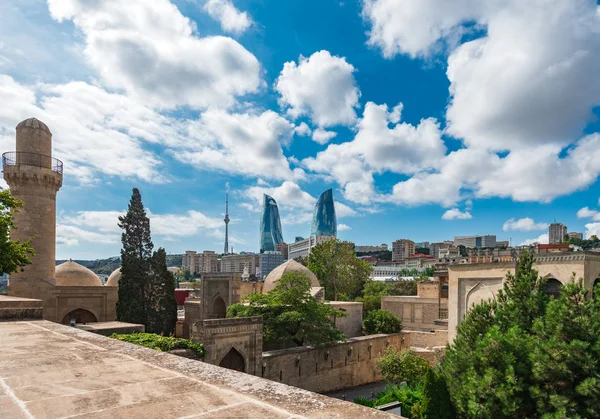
[0,295,43,320]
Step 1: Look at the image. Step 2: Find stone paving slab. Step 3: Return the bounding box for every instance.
[0,320,397,418]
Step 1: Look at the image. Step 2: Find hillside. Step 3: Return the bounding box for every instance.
[56,254,184,275]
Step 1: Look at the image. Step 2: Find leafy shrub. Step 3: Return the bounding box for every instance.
[353,384,424,418]
[363,309,402,335]
[377,348,431,386]
[110,332,205,357]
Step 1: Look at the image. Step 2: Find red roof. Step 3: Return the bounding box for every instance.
[538,244,569,250]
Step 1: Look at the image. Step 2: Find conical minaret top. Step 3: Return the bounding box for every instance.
[224,192,230,254]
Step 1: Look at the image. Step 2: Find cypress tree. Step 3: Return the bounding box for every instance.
[147,248,177,335]
[116,188,153,325]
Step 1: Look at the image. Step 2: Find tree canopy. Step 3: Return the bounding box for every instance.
[363,309,402,335]
[0,189,35,275]
[356,280,418,312]
[377,348,431,386]
[308,239,372,301]
[441,251,600,418]
[227,271,346,348]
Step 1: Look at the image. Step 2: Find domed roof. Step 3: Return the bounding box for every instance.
[16,117,51,133]
[106,268,121,287]
[55,259,103,287]
[263,259,320,293]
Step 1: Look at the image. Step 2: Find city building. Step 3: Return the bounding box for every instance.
[275,242,288,259]
[392,239,416,262]
[183,250,219,275]
[496,240,510,248]
[454,235,497,248]
[220,253,260,277]
[438,247,461,259]
[259,194,284,253]
[405,254,437,269]
[549,222,568,244]
[355,244,389,253]
[288,235,335,260]
[416,242,430,249]
[311,189,337,237]
[429,242,447,259]
[568,231,583,240]
[259,251,285,279]
[3,118,116,324]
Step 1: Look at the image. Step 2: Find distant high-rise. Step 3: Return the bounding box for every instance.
[311,189,337,237]
[549,223,567,244]
[260,194,284,252]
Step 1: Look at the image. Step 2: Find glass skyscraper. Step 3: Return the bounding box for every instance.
[260,194,284,252]
[311,189,337,237]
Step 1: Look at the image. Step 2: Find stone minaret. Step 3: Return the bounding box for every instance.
[3,118,63,284]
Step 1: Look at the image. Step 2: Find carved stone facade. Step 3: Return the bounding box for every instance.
[448,252,600,341]
[192,317,263,375]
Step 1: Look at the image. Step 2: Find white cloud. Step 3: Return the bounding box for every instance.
[275,50,360,128]
[176,109,302,181]
[338,223,351,231]
[584,223,600,239]
[303,101,445,204]
[577,206,600,221]
[312,128,337,145]
[441,208,472,220]
[47,0,262,109]
[503,217,548,232]
[203,0,252,35]
[520,233,549,246]
[294,122,312,137]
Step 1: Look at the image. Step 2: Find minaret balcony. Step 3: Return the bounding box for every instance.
[2,151,63,175]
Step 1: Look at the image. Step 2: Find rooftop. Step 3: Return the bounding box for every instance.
[0,319,393,418]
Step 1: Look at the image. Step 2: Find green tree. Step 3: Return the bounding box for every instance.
[308,239,372,300]
[363,309,402,335]
[0,189,35,274]
[227,271,346,347]
[355,281,394,312]
[377,348,431,386]
[441,251,600,418]
[420,368,455,419]
[116,188,154,326]
[146,248,177,335]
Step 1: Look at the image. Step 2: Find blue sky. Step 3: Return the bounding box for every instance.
[1,0,600,259]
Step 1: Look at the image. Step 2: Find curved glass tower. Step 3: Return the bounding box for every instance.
[311,189,337,237]
[260,194,284,252]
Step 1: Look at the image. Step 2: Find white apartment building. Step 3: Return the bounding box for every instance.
[183,250,219,275]
[220,253,260,276]
[288,235,335,260]
[392,239,416,262]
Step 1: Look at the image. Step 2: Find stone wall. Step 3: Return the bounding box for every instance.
[326,301,363,338]
[403,330,448,348]
[261,333,410,393]
[0,295,43,320]
[240,281,263,299]
[382,295,446,332]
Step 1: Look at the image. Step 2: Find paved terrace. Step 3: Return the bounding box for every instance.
[0,320,395,418]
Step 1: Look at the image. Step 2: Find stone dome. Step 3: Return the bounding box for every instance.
[106,268,121,287]
[16,117,51,133]
[55,259,103,287]
[263,259,320,293]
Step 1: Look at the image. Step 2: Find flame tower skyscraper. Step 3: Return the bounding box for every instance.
[311,188,337,237]
[259,194,284,253]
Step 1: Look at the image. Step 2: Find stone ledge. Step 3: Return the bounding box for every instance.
[0,295,43,320]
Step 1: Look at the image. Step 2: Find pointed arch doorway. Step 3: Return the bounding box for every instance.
[219,348,245,373]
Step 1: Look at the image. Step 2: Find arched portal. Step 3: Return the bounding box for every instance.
[219,348,245,373]
[61,308,97,325]
[211,295,227,318]
[544,278,563,299]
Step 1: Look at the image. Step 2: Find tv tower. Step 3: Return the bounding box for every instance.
[224,192,230,254]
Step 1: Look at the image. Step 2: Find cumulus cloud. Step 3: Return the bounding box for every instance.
[294,122,312,137]
[584,222,600,239]
[303,101,445,204]
[520,233,549,246]
[338,223,352,231]
[203,0,252,35]
[503,217,548,231]
[275,50,360,128]
[47,0,262,109]
[441,208,472,220]
[176,109,302,181]
[577,206,600,221]
[312,128,337,145]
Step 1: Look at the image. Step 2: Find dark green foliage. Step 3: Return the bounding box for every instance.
[420,368,455,419]
[564,235,600,250]
[0,189,35,274]
[377,348,431,386]
[308,239,373,301]
[146,248,177,335]
[355,280,418,313]
[353,384,424,418]
[441,251,600,418]
[363,309,402,335]
[116,188,153,325]
[110,333,205,357]
[227,271,346,347]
